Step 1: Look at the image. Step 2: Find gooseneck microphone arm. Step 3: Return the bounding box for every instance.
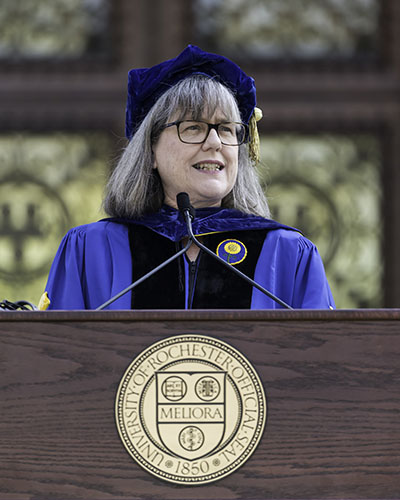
[96,194,293,310]
[96,238,192,310]
[176,192,293,310]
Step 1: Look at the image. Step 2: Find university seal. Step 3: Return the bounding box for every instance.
[115,334,267,485]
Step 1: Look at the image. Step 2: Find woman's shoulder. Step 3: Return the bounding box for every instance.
[263,227,322,262]
[53,220,130,265]
[63,219,128,239]
[267,227,315,246]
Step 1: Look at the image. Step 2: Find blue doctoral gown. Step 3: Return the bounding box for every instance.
[45,206,335,310]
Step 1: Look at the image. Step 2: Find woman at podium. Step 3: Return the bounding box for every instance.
[43,45,335,310]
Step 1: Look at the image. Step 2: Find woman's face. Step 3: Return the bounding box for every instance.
[153,110,239,209]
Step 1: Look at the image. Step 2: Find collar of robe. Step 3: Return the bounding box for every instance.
[102,205,298,242]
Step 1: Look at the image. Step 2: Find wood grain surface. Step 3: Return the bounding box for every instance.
[0,310,399,499]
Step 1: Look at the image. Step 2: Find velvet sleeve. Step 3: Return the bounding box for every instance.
[291,236,335,309]
[45,221,132,310]
[251,229,335,309]
[45,226,88,310]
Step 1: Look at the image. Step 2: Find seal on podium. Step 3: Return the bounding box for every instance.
[115,334,267,485]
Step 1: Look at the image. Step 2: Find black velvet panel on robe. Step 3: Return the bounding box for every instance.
[128,225,268,309]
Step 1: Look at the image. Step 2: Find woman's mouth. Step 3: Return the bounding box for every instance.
[193,162,224,171]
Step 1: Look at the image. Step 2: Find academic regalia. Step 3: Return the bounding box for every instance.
[45,205,335,310]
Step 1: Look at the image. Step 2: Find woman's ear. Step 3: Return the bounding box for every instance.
[152,144,158,170]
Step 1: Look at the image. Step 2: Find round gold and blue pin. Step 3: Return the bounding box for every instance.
[216,239,247,265]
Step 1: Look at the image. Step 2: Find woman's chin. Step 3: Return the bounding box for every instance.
[191,199,222,209]
[186,185,232,208]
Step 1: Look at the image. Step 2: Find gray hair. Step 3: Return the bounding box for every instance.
[103,75,270,218]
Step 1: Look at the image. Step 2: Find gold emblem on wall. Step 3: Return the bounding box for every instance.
[115,334,267,485]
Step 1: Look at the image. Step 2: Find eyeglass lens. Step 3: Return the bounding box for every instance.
[178,121,245,145]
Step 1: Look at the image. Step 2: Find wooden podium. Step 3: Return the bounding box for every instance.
[1,309,399,499]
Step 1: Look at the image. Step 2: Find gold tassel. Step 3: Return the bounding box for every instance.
[38,291,50,311]
[248,107,263,165]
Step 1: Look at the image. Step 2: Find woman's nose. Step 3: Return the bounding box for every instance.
[202,127,222,149]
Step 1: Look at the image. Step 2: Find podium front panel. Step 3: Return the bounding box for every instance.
[0,310,399,499]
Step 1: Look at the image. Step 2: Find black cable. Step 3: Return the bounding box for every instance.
[0,299,37,311]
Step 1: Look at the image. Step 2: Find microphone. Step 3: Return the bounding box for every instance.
[176,192,195,220]
[176,192,293,310]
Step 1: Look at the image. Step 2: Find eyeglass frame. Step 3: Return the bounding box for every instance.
[160,120,249,146]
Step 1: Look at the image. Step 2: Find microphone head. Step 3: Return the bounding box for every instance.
[176,192,190,210]
[177,192,195,219]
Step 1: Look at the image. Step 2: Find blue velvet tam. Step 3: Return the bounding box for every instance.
[125,45,257,139]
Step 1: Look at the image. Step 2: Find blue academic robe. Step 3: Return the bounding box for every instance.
[45,206,335,310]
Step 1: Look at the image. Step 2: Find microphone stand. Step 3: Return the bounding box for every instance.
[179,203,293,310]
[97,193,292,311]
[95,239,192,310]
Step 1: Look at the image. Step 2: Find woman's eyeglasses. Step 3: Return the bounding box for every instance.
[162,120,248,146]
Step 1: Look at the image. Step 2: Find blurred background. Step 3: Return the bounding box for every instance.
[1,0,399,309]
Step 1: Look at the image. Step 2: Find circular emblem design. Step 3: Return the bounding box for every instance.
[0,174,70,281]
[116,334,267,485]
[195,376,220,401]
[179,426,204,451]
[216,239,247,265]
[161,376,187,401]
